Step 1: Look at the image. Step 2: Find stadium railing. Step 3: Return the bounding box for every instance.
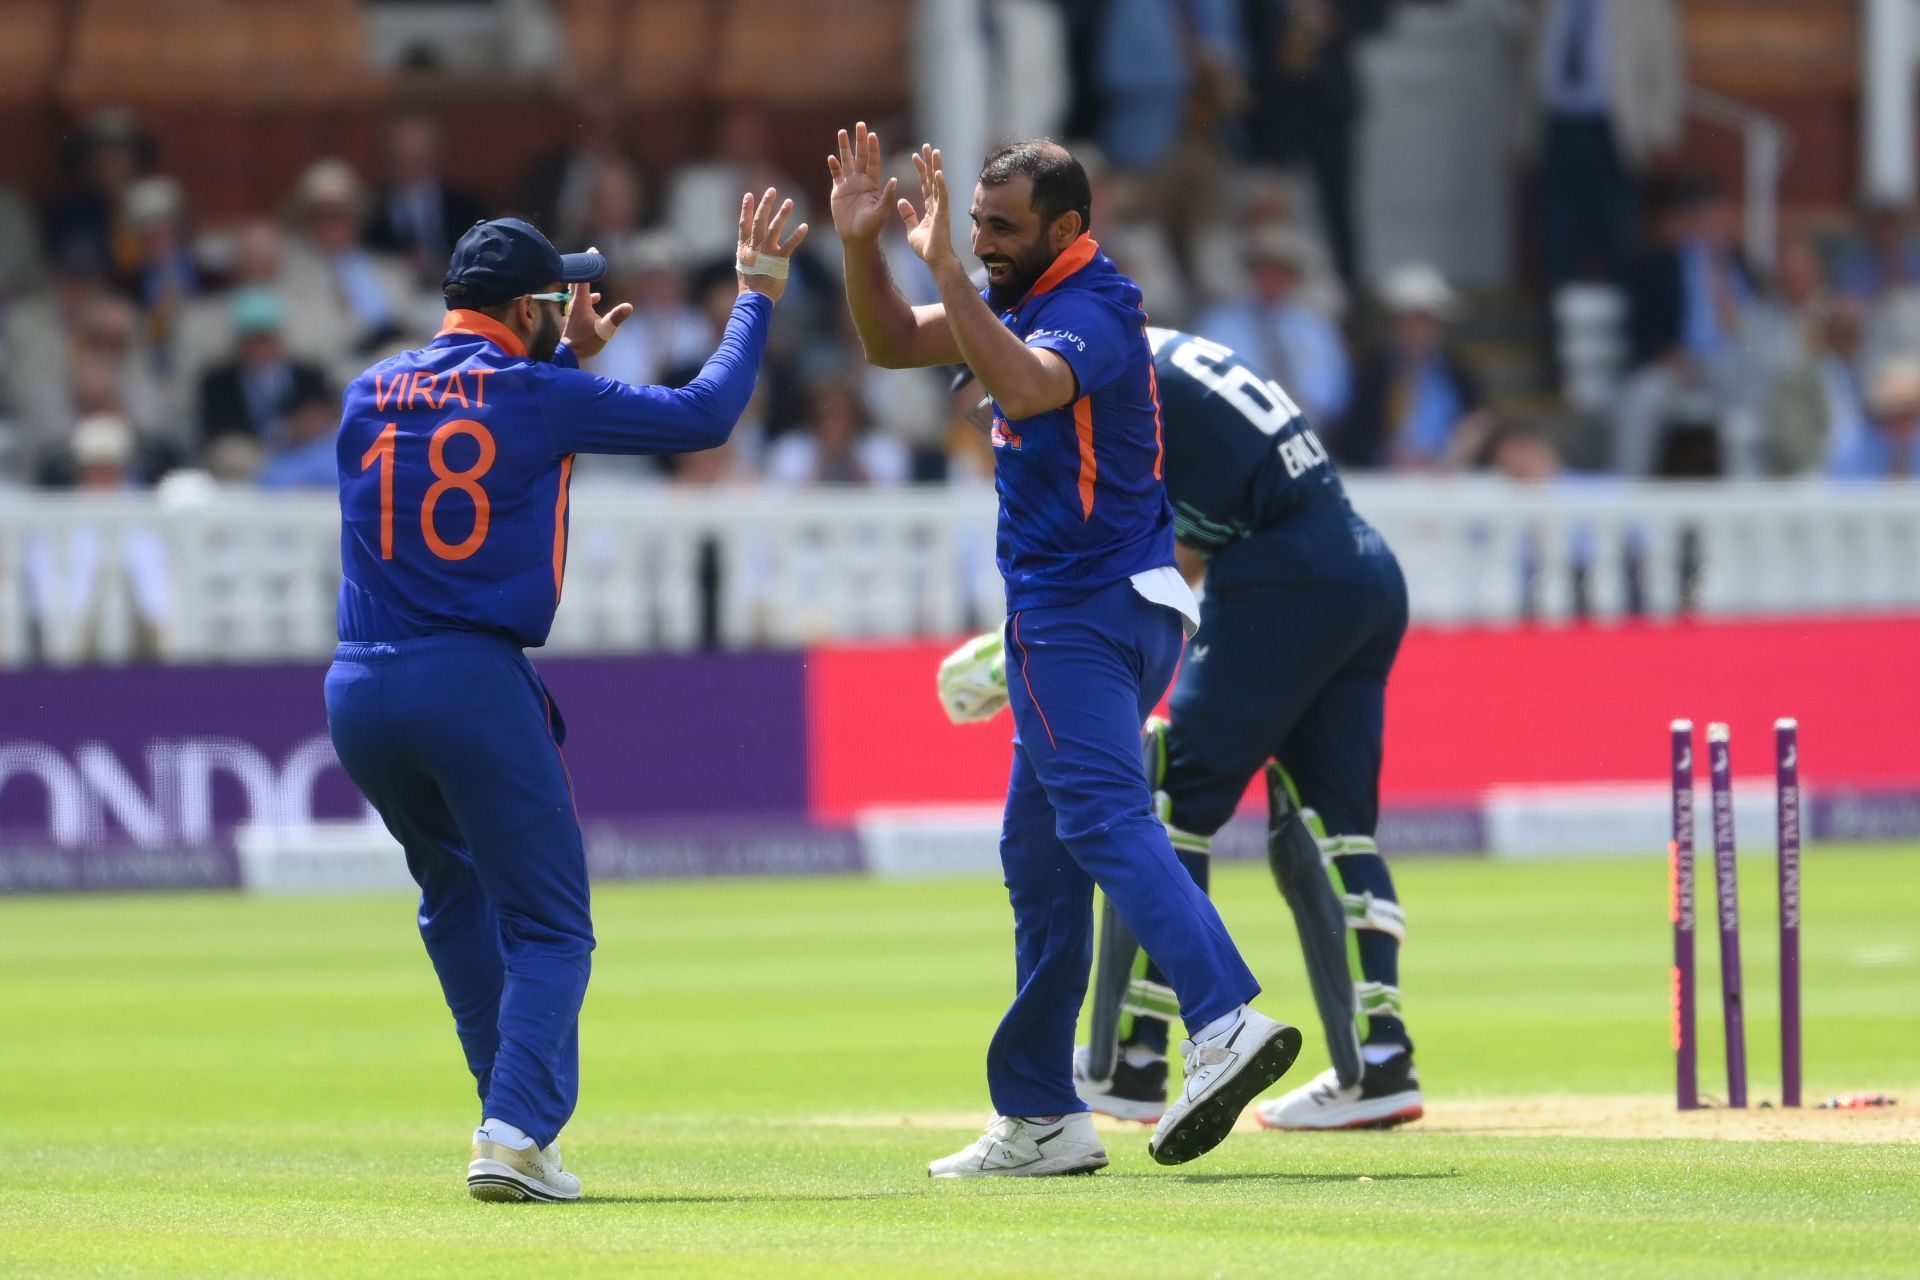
[4,479,1918,666]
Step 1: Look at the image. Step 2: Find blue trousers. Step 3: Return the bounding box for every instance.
[992,579,1261,1117]
[324,632,593,1149]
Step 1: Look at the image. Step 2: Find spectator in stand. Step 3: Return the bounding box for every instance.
[24,413,171,661]
[280,159,417,388]
[43,108,153,279]
[515,96,632,247]
[197,288,332,453]
[575,161,650,264]
[257,386,343,489]
[1089,0,1245,277]
[1855,204,1920,376]
[0,182,48,477]
[1242,0,1390,291]
[1765,297,1871,477]
[1524,0,1683,291]
[1192,170,1345,320]
[0,181,46,304]
[1079,143,1190,324]
[1615,175,1756,476]
[765,377,909,488]
[118,176,198,362]
[6,270,99,476]
[362,112,486,286]
[1740,233,1831,386]
[1336,263,1488,470]
[1833,200,1920,301]
[1833,358,1920,479]
[665,106,809,267]
[1194,224,1351,426]
[1475,418,1564,484]
[68,290,177,451]
[173,220,283,398]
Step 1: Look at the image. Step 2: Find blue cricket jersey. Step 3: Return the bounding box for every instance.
[988,236,1177,612]
[336,297,771,647]
[1146,326,1390,587]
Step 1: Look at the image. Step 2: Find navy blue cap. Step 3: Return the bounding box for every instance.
[442,218,606,307]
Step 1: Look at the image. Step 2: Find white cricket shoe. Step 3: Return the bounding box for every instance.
[928,1113,1109,1178]
[1148,1007,1302,1166]
[1256,1051,1424,1131]
[467,1121,582,1202]
[1072,1046,1168,1124]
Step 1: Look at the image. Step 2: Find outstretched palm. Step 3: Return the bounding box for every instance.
[827,122,897,243]
[898,145,954,269]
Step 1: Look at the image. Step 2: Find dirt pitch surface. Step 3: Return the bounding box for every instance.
[803,1092,1915,1144]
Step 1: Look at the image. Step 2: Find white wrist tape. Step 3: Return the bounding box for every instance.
[736,251,790,280]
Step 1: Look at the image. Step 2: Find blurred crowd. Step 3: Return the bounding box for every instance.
[3,0,1920,508]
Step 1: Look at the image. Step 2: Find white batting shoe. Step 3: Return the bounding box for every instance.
[1256,1051,1424,1131]
[928,1113,1109,1178]
[1148,1007,1302,1166]
[467,1120,582,1202]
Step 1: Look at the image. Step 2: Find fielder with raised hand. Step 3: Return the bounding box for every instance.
[831,122,1303,1177]
[940,329,1421,1132]
[325,194,805,1202]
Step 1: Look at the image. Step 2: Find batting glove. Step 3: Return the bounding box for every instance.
[936,630,1009,724]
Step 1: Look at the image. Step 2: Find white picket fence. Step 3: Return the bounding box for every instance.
[2,478,1917,666]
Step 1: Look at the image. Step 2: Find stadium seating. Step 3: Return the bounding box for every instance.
[0,1,63,105]
[59,0,381,105]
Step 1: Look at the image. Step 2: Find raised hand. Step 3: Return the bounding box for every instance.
[563,246,633,361]
[737,186,809,303]
[898,144,955,270]
[827,122,898,244]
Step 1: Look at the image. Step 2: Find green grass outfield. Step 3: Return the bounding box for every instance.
[3,847,1916,1278]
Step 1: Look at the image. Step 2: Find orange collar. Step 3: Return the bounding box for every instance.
[1013,235,1100,310]
[439,309,528,358]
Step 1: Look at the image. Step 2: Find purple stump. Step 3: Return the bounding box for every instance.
[1707,722,1748,1108]
[1670,719,1699,1111]
[1776,717,1802,1108]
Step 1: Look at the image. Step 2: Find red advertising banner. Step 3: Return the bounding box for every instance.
[806,615,1920,819]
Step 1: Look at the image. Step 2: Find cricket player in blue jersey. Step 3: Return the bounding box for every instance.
[831,122,1302,1176]
[941,329,1422,1135]
[325,194,807,1201]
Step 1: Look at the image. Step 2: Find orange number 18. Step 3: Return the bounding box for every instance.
[359,419,497,561]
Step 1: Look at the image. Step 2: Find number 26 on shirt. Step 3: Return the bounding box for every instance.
[359,419,498,561]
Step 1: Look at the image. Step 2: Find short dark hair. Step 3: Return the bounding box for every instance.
[979,140,1092,236]
[442,282,516,319]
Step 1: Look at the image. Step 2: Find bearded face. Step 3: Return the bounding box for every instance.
[971,174,1078,313]
[528,299,565,363]
[981,223,1057,312]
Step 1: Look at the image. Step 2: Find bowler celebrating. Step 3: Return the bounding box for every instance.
[830,122,1301,1175]
[941,330,1422,1133]
[325,196,805,1201]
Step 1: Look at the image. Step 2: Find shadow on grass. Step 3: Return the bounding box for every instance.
[1123,1170,1463,1185]
[578,1190,924,1205]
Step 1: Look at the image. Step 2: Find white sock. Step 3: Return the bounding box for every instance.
[1189,1004,1245,1043]
[1122,1043,1167,1069]
[1362,1042,1408,1066]
[478,1117,535,1150]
